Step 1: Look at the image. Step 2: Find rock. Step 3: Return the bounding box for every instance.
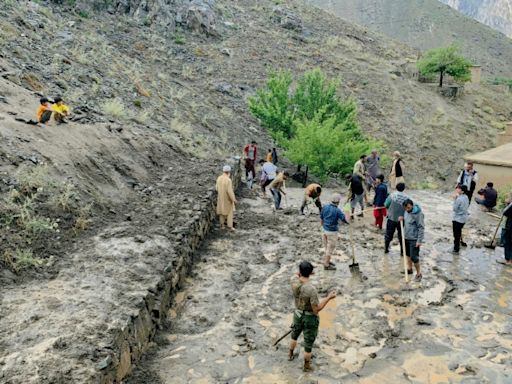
[220,47,231,56]
[215,82,232,94]
[96,356,112,370]
[416,317,432,326]
[180,0,218,36]
[272,6,303,32]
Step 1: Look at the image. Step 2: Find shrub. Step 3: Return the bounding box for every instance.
[102,98,125,119]
[498,185,512,210]
[417,44,472,87]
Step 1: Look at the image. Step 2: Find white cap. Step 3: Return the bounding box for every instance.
[331,193,341,203]
[223,165,232,172]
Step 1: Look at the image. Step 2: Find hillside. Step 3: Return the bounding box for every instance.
[308,0,512,78]
[440,0,512,37]
[1,0,512,382]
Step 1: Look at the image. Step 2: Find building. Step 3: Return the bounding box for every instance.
[465,122,512,190]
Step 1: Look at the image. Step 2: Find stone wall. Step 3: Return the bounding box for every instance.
[98,159,241,383]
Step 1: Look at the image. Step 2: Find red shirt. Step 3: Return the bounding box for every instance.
[243,144,257,161]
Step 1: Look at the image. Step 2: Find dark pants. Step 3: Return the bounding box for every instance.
[291,311,319,353]
[405,239,420,263]
[452,221,465,252]
[245,159,255,179]
[261,178,273,194]
[39,110,52,124]
[475,197,496,209]
[271,188,282,209]
[385,219,403,252]
[467,190,474,205]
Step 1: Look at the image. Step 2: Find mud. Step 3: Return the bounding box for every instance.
[128,186,512,383]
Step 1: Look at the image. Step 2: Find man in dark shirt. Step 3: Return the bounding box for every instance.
[475,182,498,210]
[346,173,365,218]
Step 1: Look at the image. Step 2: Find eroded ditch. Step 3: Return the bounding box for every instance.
[126,187,512,383]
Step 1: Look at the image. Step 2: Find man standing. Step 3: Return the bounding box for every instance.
[266,149,273,162]
[476,182,497,210]
[243,141,258,181]
[346,173,365,218]
[258,159,277,198]
[289,261,336,372]
[366,150,381,191]
[389,151,404,190]
[300,184,322,215]
[353,155,369,205]
[268,171,289,210]
[216,165,237,230]
[451,184,470,253]
[384,182,409,254]
[272,147,278,165]
[373,175,388,230]
[498,199,512,266]
[320,193,349,270]
[457,161,479,203]
[400,199,425,281]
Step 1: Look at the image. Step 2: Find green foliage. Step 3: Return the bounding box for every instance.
[498,186,512,210]
[286,110,384,181]
[3,249,43,273]
[249,68,384,180]
[417,45,472,87]
[491,77,512,91]
[248,71,294,143]
[173,31,186,45]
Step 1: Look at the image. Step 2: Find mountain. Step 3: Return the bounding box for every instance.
[307,0,512,78]
[440,0,512,37]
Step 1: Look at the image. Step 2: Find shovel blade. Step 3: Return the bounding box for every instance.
[484,243,496,249]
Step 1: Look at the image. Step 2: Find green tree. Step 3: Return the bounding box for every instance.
[417,45,472,87]
[286,109,383,181]
[248,71,294,144]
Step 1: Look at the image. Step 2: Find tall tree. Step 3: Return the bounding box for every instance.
[417,45,472,87]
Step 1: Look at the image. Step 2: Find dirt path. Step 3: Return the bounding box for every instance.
[127,186,512,383]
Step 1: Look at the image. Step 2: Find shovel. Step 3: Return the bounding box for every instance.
[273,327,293,347]
[348,222,360,273]
[400,220,412,291]
[484,214,504,249]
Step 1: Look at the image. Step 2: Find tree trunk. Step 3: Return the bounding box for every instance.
[302,166,309,188]
[439,70,444,87]
[297,164,301,173]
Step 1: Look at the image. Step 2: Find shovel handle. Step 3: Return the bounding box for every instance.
[490,215,504,245]
[349,222,356,263]
[273,329,293,346]
[399,220,409,283]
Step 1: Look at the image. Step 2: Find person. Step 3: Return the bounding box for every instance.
[300,184,322,215]
[373,174,388,230]
[366,150,381,191]
[289,261,336,372]
[258,159,277,198]
[51,96,70,124]
[384,182,409,254]
[498,198,512,266]
[451,184,470,253]
[243,141,257,181]
[456,161,478,204]
[268,171,289,210]
[346,173,365,218]
[475,182,497,210]
[216,165,237,230]
[353,155,369,204]
[320,193,349,270]
[272,147,278,165]
[266,149,272,162]
[36,97,54,124]
[399,199,425,281]
[389,151,405,190]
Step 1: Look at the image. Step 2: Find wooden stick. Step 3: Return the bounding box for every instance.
[400,220,409,284]
[486,212,502,219]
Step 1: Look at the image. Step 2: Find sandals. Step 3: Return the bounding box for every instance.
[414,274,423,282]
[324,263,337,270]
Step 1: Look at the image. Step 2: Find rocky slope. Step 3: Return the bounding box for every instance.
[308,0,512,78]
[440,0,512,37]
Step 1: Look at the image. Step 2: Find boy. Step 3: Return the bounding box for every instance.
[36,97,54,124]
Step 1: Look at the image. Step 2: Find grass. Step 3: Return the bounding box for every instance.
[102,98,126,119]
[17,165,51,195]
[3,249,43,273]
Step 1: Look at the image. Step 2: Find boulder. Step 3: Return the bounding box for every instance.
[272,6,303,32]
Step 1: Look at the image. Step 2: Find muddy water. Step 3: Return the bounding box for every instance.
[128,187,512,383]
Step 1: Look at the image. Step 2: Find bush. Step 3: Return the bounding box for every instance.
[498,185,512,210]
[248,68,384,179]
[102,98,125,119]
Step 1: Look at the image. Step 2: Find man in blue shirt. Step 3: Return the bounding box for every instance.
[320,193,349,270]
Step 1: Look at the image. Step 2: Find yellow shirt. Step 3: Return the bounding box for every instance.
[52,103,70,115]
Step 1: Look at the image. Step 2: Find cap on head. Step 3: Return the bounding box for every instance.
[396,182,406,192]
[299,261,314,277]
[331,193,341,203]
[223,165,231,173]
